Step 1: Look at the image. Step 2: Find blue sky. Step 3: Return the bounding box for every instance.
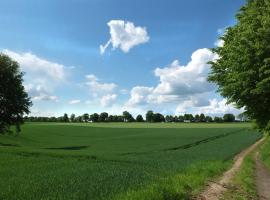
[0,0,246,117]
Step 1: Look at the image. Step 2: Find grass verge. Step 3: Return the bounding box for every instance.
[260,136,270,170]
[112,161,231,200]
[221,153,258,200]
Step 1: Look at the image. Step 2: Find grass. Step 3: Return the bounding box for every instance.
[260,136,270,170]
[221,153,258,200]
[0,122,262,200]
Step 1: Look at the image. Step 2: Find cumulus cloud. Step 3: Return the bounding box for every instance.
[197,99,243,116]
[69,99,81,105]
[127,86,154,106]
[85,74,117,95]
[100,20,149,54]
[127,48,217,107]
[175,98,242,116]
[2,49,68,102]
[100,94,117,107]
[3,49,65,81]
[24,84,59,102]
[84,74,118,107]
[123,48,242,116]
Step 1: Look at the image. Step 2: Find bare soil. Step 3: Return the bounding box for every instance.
[197,138,265,200]
[255,152,270,200]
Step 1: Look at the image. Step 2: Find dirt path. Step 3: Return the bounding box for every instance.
[197,138,265,200]
[255,152,270,200]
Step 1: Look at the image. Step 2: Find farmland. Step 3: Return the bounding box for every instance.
[0,123,262,200]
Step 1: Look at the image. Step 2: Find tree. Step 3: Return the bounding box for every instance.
[70,114,75,122]
[214,117,223,123]
[99,112,108,122]
[195,114,200,122]
[165,115,174,123]
[223,114,235,122]
[205,116,213,122]
[208,0,270,130]
[136,115,144,122]
[178,115,184,122]
[63,113,69,122]
[184,114,194,121]
[0,54,32,134]
[199,113,206,122]
[146,110,154,122]
[152,113,165,123]
[75,116,83,122]
[123,111,134,122]
[82,113,89,122]
[90,113,99,122]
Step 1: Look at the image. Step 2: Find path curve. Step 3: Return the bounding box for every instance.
[255,152,270,200]
[197,137,265,200]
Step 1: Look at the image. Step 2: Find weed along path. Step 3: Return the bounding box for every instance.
[255,152,270,200]
[197,137,265,200]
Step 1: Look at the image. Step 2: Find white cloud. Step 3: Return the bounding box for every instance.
[2,49,67,102]
[100,94,117,107]
[84,74,118,107]
[127,48,217,106]
[32,94,58,102]
[174,98,243,116]
[3,49,65,81]
[214,27,227,47]
[69,99,81,105]
[197,98,243,116]
[122,48,242,116]
[24,83,59,102]
[127,86,154,106]
[100,20,149,54]
[85,74,117,95]
[214,39,224,47]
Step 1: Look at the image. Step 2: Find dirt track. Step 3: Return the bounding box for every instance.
[197,138,265,200]
[255,152,270,200]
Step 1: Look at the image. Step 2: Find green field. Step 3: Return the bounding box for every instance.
[0,123,262,200]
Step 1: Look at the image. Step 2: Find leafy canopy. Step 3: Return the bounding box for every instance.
[209,0,270,129]
[0,54,32,134]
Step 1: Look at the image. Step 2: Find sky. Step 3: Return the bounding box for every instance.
[0,0,246,117]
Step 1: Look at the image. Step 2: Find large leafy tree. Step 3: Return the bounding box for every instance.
[0,54,32,134]
[209,0,270,130]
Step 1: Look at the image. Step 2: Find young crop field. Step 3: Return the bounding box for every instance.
[0,123,262,200]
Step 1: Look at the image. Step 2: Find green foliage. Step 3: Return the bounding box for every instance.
[99,112,108,122]
[223,114,236,122]
[90,113,99,122]
[123,111,135,122]
[260,137,270,169]
[82,113,89,122]
[136,115,144,122]
[63,113,69,122]
[0,54,32,134]
[209,0,270,130]
[0,123,261,200]
[70,114,76,122]
[145,111,165,123]
[146,110,154,122]
[214,117,223,123]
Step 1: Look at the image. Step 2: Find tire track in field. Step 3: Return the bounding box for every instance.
[164,129,245,151]
[120,128,246,156]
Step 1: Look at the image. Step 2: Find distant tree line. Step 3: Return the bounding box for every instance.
[24,111,242,123]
